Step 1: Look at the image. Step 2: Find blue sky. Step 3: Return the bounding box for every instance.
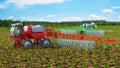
[0,0,120,22]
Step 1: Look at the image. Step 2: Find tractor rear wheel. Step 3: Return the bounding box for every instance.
[43,39,52,47]
[22,40,33,48]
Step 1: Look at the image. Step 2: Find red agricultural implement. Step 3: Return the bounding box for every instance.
[10,23,116,48]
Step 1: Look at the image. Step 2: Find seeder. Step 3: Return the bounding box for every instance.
[10,23,116,49]
[55,22,113,36]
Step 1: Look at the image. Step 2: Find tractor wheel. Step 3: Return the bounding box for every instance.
[43,39,52,47]
[34,39,43,47]
[13,40,22,48]
[13,41,17,48]
[22,40,33,48]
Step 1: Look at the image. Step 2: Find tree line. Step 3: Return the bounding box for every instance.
[0,19,120,27]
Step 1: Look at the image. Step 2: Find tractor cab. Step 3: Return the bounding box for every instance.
[10,23,23,37]
[82,23,97,29]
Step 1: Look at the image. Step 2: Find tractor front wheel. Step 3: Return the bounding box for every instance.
[43,39,52,47]
[13,40,22,48]
[22,40,33,48]
[13,41,17,48]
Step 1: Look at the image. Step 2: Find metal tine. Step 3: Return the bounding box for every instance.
[60,29,105,36]
[85,30,105,36]
[56,38,95,49]
[60,30,77,34]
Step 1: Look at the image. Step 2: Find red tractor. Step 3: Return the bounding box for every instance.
[10,23,57,48]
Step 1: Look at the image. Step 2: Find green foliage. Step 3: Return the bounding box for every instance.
[0,19,120,27]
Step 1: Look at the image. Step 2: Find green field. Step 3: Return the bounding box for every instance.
[0,26,120,68]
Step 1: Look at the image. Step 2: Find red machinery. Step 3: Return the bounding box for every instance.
[10,23,116,48]
[10,23,57,48]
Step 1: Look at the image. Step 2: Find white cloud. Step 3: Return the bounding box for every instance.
[0,3,6,9]
[0,0,65,9]
[102,9,114,14]
[19,16,82,22]
[20,16,45,21]
[8,16,14,19]
[88,14,106,20]
[28,18,45,21]
[44,14,57,18]
[58,16,82,22]
[111,6,120,9]
[6,0,65,8]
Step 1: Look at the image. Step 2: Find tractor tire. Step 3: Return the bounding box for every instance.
[13,41,17,48]
[13,40,22,48]
[43,39,52,48]
[22,40,33,48]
